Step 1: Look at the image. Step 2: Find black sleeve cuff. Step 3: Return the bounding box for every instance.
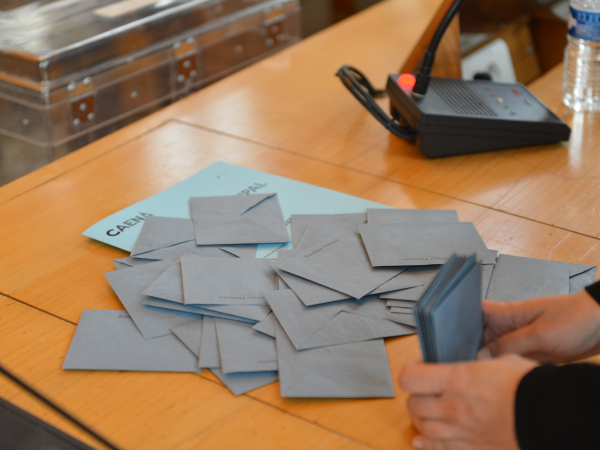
[585,281,600,306]
[515,364,600,450]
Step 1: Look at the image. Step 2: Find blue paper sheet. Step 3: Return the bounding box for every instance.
[83,161,388,258]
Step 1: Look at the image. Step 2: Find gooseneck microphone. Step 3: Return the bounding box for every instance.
[411,0,466,96]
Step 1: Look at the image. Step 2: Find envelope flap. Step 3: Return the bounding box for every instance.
[568,263,597,278]
[265,289,345,349]
[190,193,275,219]
[195,218,289,245]
[300,311,414,350]
[275,321,330,390]
[131,217,194,256]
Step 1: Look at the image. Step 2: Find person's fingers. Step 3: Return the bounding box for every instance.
[399,363,455,395]
[482,300,543,330]
[417,419,462,440]
[483,325,498,345]
[483,324,545,357]
[476,347,492,360]
[411,435,426,449]
[405,359,424,366]
[407,395,447,420]
[412,436,462,450]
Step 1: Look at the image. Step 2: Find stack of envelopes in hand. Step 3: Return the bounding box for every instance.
[64,195,598,398]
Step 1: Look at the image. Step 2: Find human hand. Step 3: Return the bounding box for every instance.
[399,355,537,450]
[479,290,600,363]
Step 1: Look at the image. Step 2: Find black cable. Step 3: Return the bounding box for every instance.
[412,0,466,96]
[0,362,121,450]
[335,65,417,141]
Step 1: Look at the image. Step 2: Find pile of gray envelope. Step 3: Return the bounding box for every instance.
[63,193,598,398]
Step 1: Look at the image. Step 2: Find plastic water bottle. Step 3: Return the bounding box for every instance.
[563,0,600,111]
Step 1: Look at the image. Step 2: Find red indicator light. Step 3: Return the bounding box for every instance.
[513,88,520,96]
[398,74,416,89]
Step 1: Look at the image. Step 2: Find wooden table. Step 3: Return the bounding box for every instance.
[1,0,599,448]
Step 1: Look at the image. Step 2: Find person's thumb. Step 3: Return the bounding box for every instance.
[479,325,542,358]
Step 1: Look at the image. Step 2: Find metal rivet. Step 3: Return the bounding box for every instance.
[235,45,244,53]
[174,42,181,50]
[83,77,91,86]
[177,74,185,83]
[130,91,138,99]
[266,38,274,46]
[190,70,198,78]
[73,118,81,126]
[68,82,76,92]
[87,113,95,121]
[79,103,87,112]
[186,37,194,45]
[183,60,191,69]
[22,118,29,126]
[276,34,284,42]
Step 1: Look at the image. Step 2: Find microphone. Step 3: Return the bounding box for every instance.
[411,0,467,96]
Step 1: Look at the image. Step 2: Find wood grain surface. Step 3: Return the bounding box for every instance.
[1,0,599,448]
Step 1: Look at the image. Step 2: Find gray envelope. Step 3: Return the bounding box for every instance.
[134,240,235,261]
[486,254,570,301]
[569,263,596,277]
[291,213,366,247]
[104,262,201,339]
[276,230,402,300]
[568,264,598,293]
[386,299,417,308]
[210,369,279,397]
[143,259,186,303]
[265,290,412,350]
[215,319,278,374]
[359,223,495,267]
[380,266,441,301]
[199,317,221,369]
[270,258,350,306]
[218,245,259,259]
[170,318,278,396]
[171,319,203,356]
[382,251,496,301]
[63,310,199,372]
[114,257,155,270]
[366,208,459,225]
[300,311,414,349]
[369,270,423,295]
[140,297,262,323]
[278,275,290,290]
[389,306,414,313]
[275,321,395,398]
[131,216,195,256]
[200,304,270,322]
[418,256,484,363]
[295,220,361,250]
[142,258,270,321]
[295,222,437,301]
[481,263,495,298]
[253,312,277,338]
[191,193,289,245]
[181,255,275,305]
[385,311,417,328]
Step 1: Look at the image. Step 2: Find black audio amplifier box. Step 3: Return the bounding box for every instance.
[386,75,571,158]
